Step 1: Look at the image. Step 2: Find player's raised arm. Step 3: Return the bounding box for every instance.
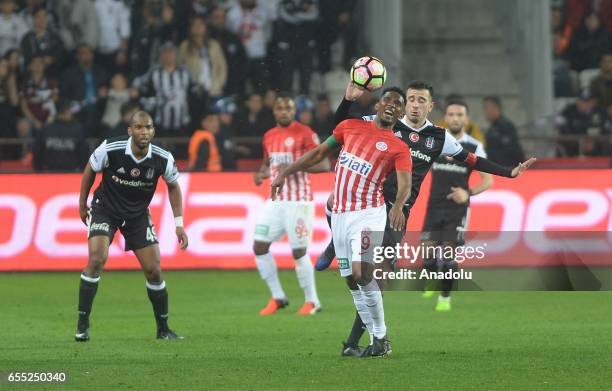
[333,80,365,124]
[271,136,339,200]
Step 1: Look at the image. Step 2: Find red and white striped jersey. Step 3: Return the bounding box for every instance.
[332,119,412,213]
[263,121,320,201]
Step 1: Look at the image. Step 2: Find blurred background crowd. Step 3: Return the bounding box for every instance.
[0,0,610,172]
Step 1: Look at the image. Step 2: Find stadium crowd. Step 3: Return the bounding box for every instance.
[0,0,610,172]
[0,0,357,171]
[551,0,612,157]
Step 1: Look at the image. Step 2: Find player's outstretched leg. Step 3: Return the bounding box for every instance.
[436,258,458,312]
[135,245,183,339]
[75,236,109,342]
[293,248,321,315]
[315,199,336,271]
[254,241,289,315]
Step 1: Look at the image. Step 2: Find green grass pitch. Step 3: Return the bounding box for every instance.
[1,270,610,390]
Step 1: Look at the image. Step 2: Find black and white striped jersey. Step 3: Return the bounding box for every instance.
[428,133,486,207]
[88,136,179,220]
[133,65,193,131]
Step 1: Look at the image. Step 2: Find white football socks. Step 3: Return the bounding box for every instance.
[294,254,320,306]
[350,289,374,344]
[359,279,386,339]
[255,252,286,300]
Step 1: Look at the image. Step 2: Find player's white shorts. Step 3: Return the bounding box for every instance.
[331,205,387,277]
[254,200,314,249]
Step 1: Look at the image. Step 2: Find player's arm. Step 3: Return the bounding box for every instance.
[79,140,110,225]
[388,146,413,231]
[271,136,339,199]
[447,171,493,204]
[389,170,411,231]
[254,157,270,186]
[444,131,536,178]
[334,80,365,124]
[305,157,330,173]
[78,163,97,225]
[164,157,188,250]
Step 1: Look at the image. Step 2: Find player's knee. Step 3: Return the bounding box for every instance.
[143,262,162,281]
[87,252,107,273]
[253,241,271,256]
[291,248,306,259]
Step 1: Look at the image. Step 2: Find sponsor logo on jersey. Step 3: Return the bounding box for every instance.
[284,137,295,147]
[426,136,435,149]
[117,167,125,174]
[131,168,140,177]
[146,168,154,179]
[269,152,294,166]
[375,141,388,151]
[432,162,468,173]
[409,132,420,142]
[111,175,153,188]
[411,149,432,162]
[338,151,372,176]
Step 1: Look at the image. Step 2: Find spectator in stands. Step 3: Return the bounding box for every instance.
[273,0,319,94]
[188,112,222,171]
[130,0,179,77]
[437,93,486,144]
[602,103,612,135]
[4,48,21,83]
[312,93,334,139]
[104,100,141,139]
[0,0,29,57]
[234,92,275,138]
[213,96,248,169]
[226,0,275,94]
[178,15,227,128]
[566,11,610,72]
[0,56,19,158]
[551,5,572,56]
[101,73,133,131]
[94,0,131,70]
[52,0,99,54]
[263,89,276,111]
[20,8,64,77]
[60,43,108,137]
[18,0,49,30]
[33,98,87,171]
[19,55,58,134]
[208,5,248,99]
[295,95,314,126]
[191,0,216,18]
[590,53,612,109]
[556,89,602,156]
[317,0,356,75]
[483,95,525,166]
[133,41,194,137]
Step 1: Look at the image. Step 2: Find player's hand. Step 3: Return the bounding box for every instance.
[388,204,406,231]
[176,227,188,250]
[253,171,265,186]
[270,175,285,200]
[79,206,89,226]
[345,80,365,101]
[511,157,537,178]
[446,187,469,204]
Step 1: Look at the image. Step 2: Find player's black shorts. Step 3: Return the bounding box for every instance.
[87,206,158,251]
[421,206,469,246]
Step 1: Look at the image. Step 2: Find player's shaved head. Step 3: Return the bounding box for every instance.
[129,110,153,126]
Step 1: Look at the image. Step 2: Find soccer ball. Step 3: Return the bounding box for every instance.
[350,56,387,91]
